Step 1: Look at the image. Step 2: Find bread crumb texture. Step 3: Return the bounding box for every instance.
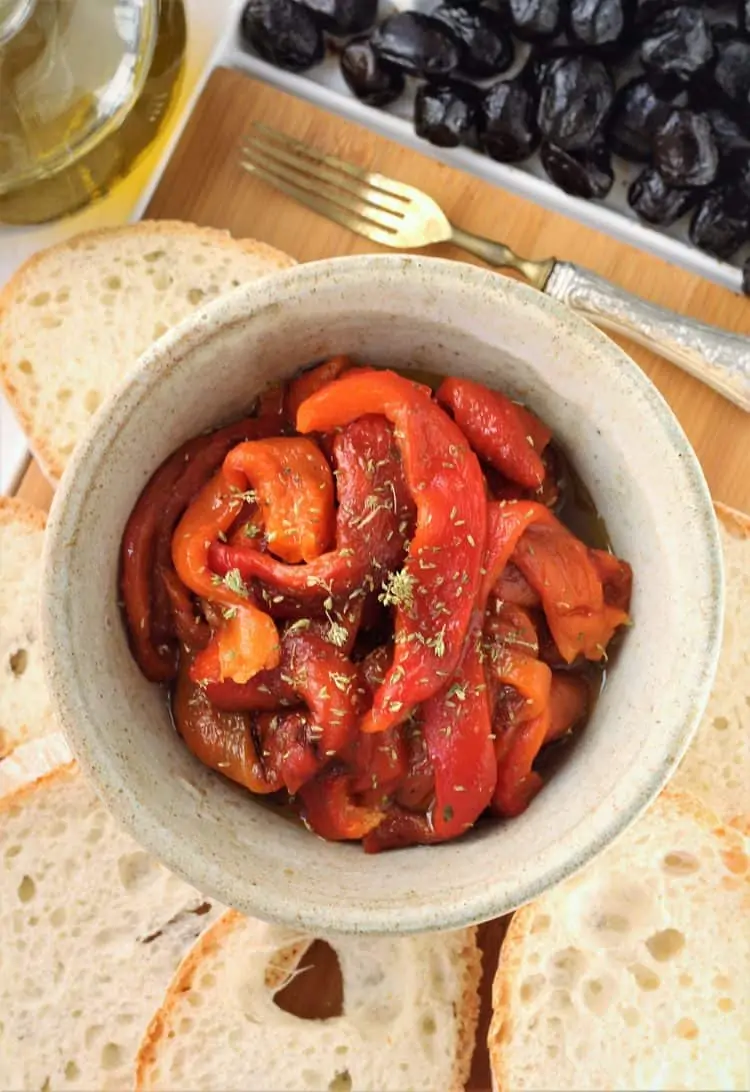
[0,498,51,757]
[0,222,294,481]
[489,789,750,1092]
[0,766,222,1090]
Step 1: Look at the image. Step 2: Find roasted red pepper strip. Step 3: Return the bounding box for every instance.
[197,632,363,759]
[436,377,549,490]
[173,472,280,685]
[297,368,487,735]
[511,512,630,662]
[223,438,334,564]
[492,707,550,817]
[259,710,327,795]
[209,415,415,614]
[121,413,278,682]
[299,774,384,841]
[172,657,281,794]
[545,673,590,744]
[367,499,534,850]
[492,563,540,608]
[285,355,351,423]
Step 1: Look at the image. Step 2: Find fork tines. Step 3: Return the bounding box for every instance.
[239,124,413,246]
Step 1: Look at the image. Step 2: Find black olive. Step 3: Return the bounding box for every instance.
[537,54,615,151]
[479,79,540,162]
[521,44,571,91]
[690,187,750,259]
[742,256,750,297]
[432,4,514,79]
[240,0,325,72]
[340,38,405,106]
[704,110,750,163]
[540,142,614,199]
[640,8,714,91]
[634,0,701,26]
[567,0,633,52]
[299,0,377,36]
[705,37,750,120]
[608,77,673,162]
[652,110,719,188]
[507,0,563,42]
[370,12,460,77]
[627,167,701,225]
[736,159,750,201]
[741,0,750,35]
[414,81,477,148]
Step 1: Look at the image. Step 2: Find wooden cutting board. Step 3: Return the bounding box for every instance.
[12,66,750,1091]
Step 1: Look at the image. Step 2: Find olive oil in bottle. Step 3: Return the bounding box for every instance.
[0,0,186,225]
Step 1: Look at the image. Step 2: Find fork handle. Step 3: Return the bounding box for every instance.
[545,262,750,412]
[450,227,750,412]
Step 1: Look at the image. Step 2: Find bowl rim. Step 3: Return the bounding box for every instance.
[42,254,724,934]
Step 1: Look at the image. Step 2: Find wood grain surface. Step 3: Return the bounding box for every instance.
[10,66,749,1091]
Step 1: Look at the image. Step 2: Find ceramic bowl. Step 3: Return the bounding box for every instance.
[43,255,723,935]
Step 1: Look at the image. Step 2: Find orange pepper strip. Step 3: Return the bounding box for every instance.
[297,368,487,736]
[223,438,334,564]
[493,647,552,720]
[285,355,351,423]
[172,472,280,685]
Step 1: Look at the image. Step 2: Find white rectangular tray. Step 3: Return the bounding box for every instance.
[219,0,748,296]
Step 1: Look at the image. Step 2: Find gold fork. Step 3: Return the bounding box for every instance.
[239,124,749,412]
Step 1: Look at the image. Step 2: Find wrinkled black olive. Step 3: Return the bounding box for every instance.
[704,109,750,163]
[521,44,570,90]
[690,188,750,259]
[240,0,324,72]
[706,37,750,119]
[608,77,673,162]
[540,142,614,199]
[640,8,714,90]
[653,110,719,187]
[300,0,377,35]
[479,79,540,162]
[736,160,750,201]
[634,0,699,27]
[432,4,514,79]
[537,55,615,151]
[340,38,405,106]
[370,12,460,77]
[568,0,632,52]
[508,0,563,42]
[414,81,476,148]
[628,167,701,225]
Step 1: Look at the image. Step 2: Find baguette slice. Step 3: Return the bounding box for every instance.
[0,764,224,1091]
[0,730,71,794]
[136,911,481,1092]
[0,496,53,757]
[489,789,749,1092]
[0,222,295,482]
[673,503,749,833]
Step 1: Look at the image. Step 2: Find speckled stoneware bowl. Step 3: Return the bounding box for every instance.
[43,255,723,935]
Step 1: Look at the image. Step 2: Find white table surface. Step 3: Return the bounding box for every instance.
[0,0,240,493]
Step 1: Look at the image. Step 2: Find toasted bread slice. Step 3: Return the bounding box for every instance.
[489,789,749,1092]
[0,764,223,1091]
[136,910,481,1092]
[0,496,53,758]
[0,222,294,481]
[673,503,749,833]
